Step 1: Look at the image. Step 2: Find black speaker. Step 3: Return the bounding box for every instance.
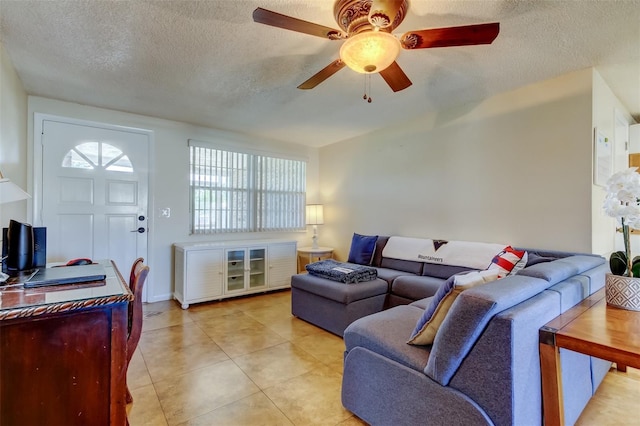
[6,220,33,271]
[2,224,46,272]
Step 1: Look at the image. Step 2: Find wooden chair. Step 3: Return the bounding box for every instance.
[125,257,149,405]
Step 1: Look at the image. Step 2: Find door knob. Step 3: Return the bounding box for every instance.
[131,227,146,233]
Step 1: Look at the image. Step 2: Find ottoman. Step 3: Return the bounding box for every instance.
[290,273,389,336]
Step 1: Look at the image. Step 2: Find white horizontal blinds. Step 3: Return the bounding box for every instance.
[256,156,306,231]
[220,149,249,232]
[190,146,249,233]
[189,142,306,234]
[190,146,208,233]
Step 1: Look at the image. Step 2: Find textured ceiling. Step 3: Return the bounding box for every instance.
[1,0,638,147]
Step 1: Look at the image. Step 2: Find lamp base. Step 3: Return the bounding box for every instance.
[311,225,319,249]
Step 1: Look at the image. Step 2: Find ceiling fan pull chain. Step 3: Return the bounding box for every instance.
[363,75,373,103]
[363,75,368,101]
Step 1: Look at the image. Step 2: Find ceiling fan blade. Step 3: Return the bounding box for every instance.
[379,61,412,92]
[368,0,404,28]
[298,60,346,90]
[253,7,344,39]
[401,22,500,49]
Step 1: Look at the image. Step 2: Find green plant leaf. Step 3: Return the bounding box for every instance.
[609,251,628,276]
[632,256,640,278]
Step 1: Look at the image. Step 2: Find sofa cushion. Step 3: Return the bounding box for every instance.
[342,346,495,426]
[546,276,590,311]
[375,267,415,286]
[487,246,527,278]
[390,275,445,301]
[516,255,603,285]
[407,270,500,345]
[348,233,378,265]
[526,253,557,266]
[421,263,477,279]
[344,305,430,372]
[380,257,423,275]
[410,296,434,310]
[516,248,575,259]
[290,273,388,304]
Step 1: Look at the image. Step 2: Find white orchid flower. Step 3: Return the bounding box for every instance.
[603,168,640,276]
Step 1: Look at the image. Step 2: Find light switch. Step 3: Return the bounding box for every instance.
[159,207,171,218]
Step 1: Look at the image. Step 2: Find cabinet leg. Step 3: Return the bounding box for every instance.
[181,303,189,310]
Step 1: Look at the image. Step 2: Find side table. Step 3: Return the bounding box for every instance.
[539,287,640,426]
[297,246,334,273]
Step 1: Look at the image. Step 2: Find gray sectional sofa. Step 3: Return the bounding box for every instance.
[291,236,494,336]
[291,235,611,425]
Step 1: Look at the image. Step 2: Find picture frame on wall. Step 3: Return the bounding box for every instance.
[593,127,612,187]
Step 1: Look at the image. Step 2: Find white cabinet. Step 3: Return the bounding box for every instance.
[174,240,296,309]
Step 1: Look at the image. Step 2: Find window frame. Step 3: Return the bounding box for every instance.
[188,140,307,234]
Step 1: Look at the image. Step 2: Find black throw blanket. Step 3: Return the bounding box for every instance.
[306,259,377,284]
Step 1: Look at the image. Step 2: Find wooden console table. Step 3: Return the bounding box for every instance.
[539,288,640,426]
[0,260,132,425]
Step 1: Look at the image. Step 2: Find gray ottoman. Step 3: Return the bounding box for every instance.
[291,273,389,336]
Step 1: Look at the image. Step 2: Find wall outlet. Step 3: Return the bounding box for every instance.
[159,207,171,218]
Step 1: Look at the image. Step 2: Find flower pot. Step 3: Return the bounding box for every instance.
[605,273,640,311]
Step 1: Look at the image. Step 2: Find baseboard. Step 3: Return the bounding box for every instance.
[147,293,173,303]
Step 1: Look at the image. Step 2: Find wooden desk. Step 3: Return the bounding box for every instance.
[0,261,132,425]
[539,288,640,426]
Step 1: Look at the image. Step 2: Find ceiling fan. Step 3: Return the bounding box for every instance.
[253,0,499,93]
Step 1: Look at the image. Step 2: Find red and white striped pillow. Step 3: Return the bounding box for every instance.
[488,246,527,278]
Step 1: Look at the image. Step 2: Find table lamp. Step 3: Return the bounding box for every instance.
[0,170,31,282]
[306,204,324,250]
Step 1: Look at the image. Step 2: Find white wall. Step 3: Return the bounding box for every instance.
[630,124,640,153]
[0,43,29,225]
[319,69,598,260]
[591,70,638,258]
[591,70,638,255]
[27,97,320,302]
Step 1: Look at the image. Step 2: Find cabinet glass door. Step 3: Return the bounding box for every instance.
[249,248,266,289]
[226,249,245,292]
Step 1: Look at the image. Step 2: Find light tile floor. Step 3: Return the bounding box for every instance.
[127,290,639,426]
[127,290,360,426]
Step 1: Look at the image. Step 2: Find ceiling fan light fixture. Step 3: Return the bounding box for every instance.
[339,30,400,74]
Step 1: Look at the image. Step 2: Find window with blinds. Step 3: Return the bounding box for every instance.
[189,142,306,234]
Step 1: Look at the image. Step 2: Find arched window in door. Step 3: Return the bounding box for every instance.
[62,142,133,173]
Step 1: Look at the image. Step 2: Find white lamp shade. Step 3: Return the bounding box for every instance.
[0,178,31,204]
[339,30,401,74]
[306,204,324,225]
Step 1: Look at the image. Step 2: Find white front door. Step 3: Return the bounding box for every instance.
[39,119,149,279]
